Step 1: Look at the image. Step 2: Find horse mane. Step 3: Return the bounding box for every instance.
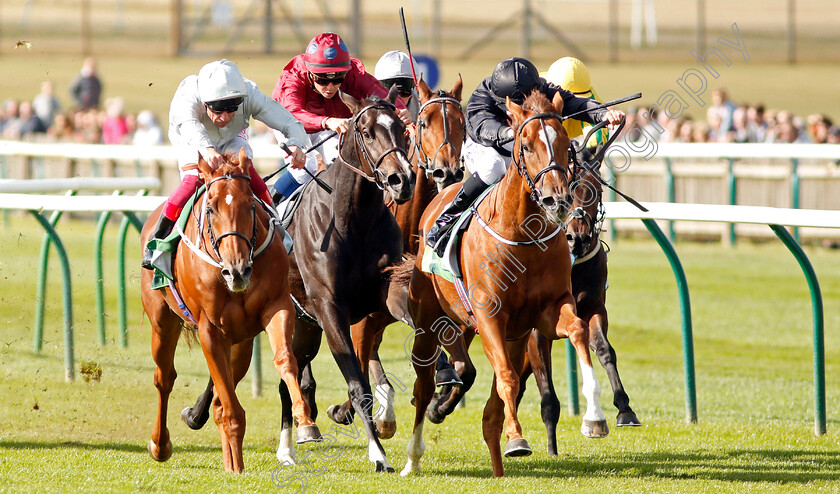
[520,90,554,115]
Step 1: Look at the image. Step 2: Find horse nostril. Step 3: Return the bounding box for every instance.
[454,169,465,182]
[432,168,446,181]
[242,266,252,279]
[221,268,231,279]
[566,233,574,242]
[387,173,403,188]
[540,196,556,210]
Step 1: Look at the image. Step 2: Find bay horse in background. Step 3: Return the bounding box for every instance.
[402,91,609,478]
[140,148,316,473]
[323,75,468,436]
[515,142,640,457]
[181,88,414,473]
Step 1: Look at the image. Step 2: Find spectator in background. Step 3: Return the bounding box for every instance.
[747,103,768,143]
[32,80,62,128]
[47,111,76,142]
[73,108,101,143]
[708,88,737,139]
[807,114,833,144]
[69,56,102,111]
[17,101,47,138]
[101,97,129,144]
[726,105,751,143]
[1,100,23,139]
[132,110,164,146]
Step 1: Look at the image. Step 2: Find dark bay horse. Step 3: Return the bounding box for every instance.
[140,148,316,473]
[401,92,609,478]
[324,75,467,437]
[515,150,640,457]
[183,89,414,472]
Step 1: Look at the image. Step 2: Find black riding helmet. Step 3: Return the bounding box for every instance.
[490,57,542,106]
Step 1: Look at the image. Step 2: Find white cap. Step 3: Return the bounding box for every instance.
[197,59,247,103]
[374,50,417,80]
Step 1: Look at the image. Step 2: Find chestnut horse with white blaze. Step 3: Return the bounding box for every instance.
[402,91,608,478]
[140,148,317,473]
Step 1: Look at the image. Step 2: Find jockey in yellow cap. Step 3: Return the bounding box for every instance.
[544,57,608,150]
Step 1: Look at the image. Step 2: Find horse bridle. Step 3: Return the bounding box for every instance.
[512,111,574,212]
[338,100,409,190]
[202,173,259,264]
[415,91,465,180]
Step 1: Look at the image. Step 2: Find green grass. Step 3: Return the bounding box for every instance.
[2,217,840,492]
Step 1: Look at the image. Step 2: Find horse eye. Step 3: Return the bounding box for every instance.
[363,129,372,140]
[522,143,531,153]
[418,119,427,128]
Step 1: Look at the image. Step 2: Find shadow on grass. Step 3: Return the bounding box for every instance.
[434,449,840,483]
[0,440,217,454]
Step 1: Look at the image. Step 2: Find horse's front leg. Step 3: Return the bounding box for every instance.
[198,325,246,473]
[478,318,532,477]
[588,311,640,426]
[552,297,608,438]
[318,301,393,473]
[264,296,320,443]
[526,330,561,455]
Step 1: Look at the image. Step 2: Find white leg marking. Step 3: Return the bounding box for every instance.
[400,422,425,476]
[579,358,606,422]
[276,427,297,465]
[374,383,396,423]
[368,438,392,469]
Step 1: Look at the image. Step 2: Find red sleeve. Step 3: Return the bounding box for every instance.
[272,56,329,133]
[343,59,407,110]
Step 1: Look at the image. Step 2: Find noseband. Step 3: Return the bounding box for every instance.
[202,173,259,264]
[338,101,409,190]
[512,112,574,211]
[415,91,465,178]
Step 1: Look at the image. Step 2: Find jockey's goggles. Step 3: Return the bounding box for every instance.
[381,77,415,98]
[205,97,244,114]
[311,72,346,86]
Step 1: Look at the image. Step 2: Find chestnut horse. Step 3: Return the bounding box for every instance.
[181,89,414,472]
[324,75,467,436]
[402,92,608,478]
[515,145,640,458]
[140,148,316,473]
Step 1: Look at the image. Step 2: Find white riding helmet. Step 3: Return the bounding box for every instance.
[374,50,417,81]
[197,59,247,103]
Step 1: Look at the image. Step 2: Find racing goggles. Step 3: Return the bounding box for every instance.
[205,97,244,114]
[381,77,415,98]
[312,72,346,86]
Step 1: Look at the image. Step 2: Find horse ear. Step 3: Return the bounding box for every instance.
[451,74,463,102]
[238,147,251,174]
[197,155,213,179]
[417,75,432,102]
[339,90,361,114]
[386,84,399,105]
[506,96,525,124]
[552,90,564,115]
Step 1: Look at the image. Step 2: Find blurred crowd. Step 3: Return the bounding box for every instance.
[620,88,840,144]
[0,57,166,146]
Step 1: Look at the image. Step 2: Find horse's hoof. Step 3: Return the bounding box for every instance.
[426,408,446,424]
[326,405,353,425]
[296,424,323,444]
[375,461,395,473]
[148,439,172,462]
[581,419,610,438]
[616,411,642,427]
[376,420,397,439]
[503,438,532,458]
[180,407,205,431]
[435,368,463,387]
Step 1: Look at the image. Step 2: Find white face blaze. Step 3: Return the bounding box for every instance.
[538,124,558,157]
[375,112,411,174]
[225,194,233,205]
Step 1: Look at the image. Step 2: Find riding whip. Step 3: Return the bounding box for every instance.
[399,7,419,87]
[276,142,334,194]
[261,131,338,185]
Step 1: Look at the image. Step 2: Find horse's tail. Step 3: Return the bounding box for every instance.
[384,253,416,288]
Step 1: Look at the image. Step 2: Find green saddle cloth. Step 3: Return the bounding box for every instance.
[148,186,206,290]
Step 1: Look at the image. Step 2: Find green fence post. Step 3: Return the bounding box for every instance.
[30,211,75,381]
[725,158,736,246]
[770,224,825,436]
[790,158,800,243]
[642,218,697,423]
[664,157,675,242]
[118,211,144,348]
[94,205,116,346]
[565,339,580,415]
[33,191,76,353]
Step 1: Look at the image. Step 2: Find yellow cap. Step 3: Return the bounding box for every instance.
[546,57,592,94]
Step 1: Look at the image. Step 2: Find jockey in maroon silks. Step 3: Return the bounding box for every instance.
[269,32,410,202]
[141,59,307,270]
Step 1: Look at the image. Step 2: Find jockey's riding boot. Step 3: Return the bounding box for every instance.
[271,190,286,206]
[426,173,489,257]
[141,215,176,271]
